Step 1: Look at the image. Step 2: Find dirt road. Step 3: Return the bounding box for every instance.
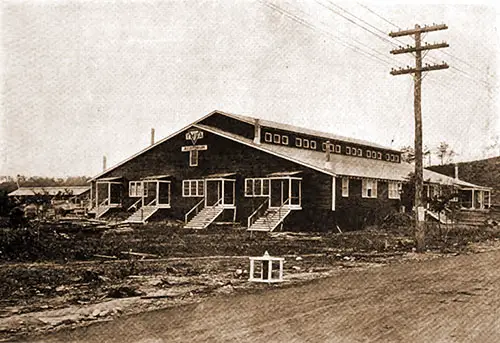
[29,249,500,343]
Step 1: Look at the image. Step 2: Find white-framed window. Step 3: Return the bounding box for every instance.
[335,145,341,153]
[245,178,270,197]
[388,181,401,199]
[372,151,377,159]
[182,179,204,197]
[273,134,281,144]
[346,147,351,155]
[190,150,199,167]
[386,153,390,161]
[282,136,289,145]
[357,148,362,156]
[362,179,378,198]
[395,155,400,162]
[295,137,302,147]
[322,142,327,151]
[310,140,316,149]
[129,181,146,197]
[303,139,310,148]
[341,177,349,197]
[377,152,382,159]
[367,151,372,158]
[352,147,357,156]
[265,132,272,142]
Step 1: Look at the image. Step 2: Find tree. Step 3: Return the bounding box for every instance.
[436,142,456,165]
[401,145,431,165]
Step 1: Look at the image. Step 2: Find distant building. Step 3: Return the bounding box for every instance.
[88,110,490,230]
[9,186,90,210]
[428,157,500,210]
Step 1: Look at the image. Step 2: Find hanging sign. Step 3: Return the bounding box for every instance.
[181,145,208,152]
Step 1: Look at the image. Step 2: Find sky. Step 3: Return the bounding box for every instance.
[1,0,499,177]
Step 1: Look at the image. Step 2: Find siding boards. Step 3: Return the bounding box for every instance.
[335,178,400,230]
[93,127,334,227]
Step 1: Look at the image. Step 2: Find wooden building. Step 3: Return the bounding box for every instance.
[88,110,490,231]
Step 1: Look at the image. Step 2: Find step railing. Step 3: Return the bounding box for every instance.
[248,199,269,229]
[266,198,290,231]
[185,199,205,224]
[127,198,142,212]
[211,197,223,208]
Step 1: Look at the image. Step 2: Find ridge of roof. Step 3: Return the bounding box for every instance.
[216,111,397,151]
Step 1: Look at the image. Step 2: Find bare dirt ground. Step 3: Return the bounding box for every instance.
[27,244,500,343]
[1,219,500,342]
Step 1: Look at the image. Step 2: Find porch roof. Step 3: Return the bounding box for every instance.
[204,172,236,179]
[141,175,171,180]
[97,176,123,182]
[267,171,302,177]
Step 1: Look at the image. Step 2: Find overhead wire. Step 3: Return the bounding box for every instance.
[356,3,496,88]
[260,1,396,67]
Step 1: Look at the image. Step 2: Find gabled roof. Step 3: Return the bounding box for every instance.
[89,110,488,189]
[8,186,90,197]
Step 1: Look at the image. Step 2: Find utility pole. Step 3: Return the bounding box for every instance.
[389,24,449,252]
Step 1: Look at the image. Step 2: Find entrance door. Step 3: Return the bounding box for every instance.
[158,182,171,207]
[109,183,122,205]
[143,181,157,206]
[223,180,235,206]
[290,179,301,207]
[205,180,221,206]
[270,179,287,208]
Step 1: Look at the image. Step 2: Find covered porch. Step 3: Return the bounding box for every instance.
[125,175,172,224]
[92,177,123,218]
[458,187,491,210]
[184,173,236,229]
[246,171,302,232]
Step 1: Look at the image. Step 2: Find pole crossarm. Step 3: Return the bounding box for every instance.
[389,24,448,37]
[390,63,449,75]
[390,42,449,55]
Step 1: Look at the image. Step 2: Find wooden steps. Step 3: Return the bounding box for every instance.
[124,206,160,224]
[95,206,112,219]
[248,208,291,232]
[184,205,224,229]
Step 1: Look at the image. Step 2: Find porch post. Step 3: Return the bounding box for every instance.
[141,182,145,208]
[221,180,225,206]
[288,177,292,205]
[233,180,235,206]
[204,180,207,207]
[471,190,475,209]
[107,182,111,205]
[156,181,159,206]
[488,191,491,208]
[95,183,99,208]
[331,177,335,211]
